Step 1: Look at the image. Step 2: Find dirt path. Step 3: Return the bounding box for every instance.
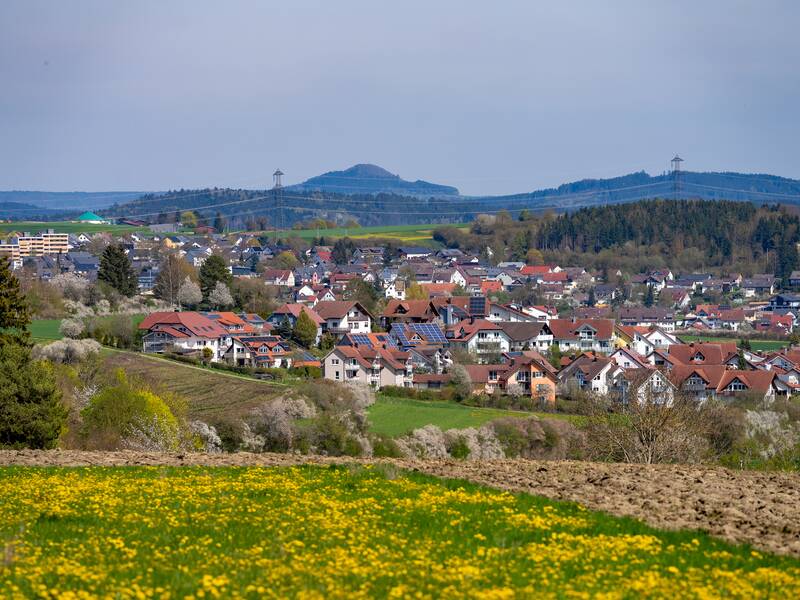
[3,450,799,558]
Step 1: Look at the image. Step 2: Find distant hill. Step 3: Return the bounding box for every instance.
[286,163,459,197]
[17,167,800,229]
[0,191,147,213]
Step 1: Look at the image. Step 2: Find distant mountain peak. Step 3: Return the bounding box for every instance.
[288,163,459,197]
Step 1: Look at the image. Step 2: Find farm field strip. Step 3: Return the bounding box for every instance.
[2,465,798,599]
[679,335,787,351]
[367,396,582,437]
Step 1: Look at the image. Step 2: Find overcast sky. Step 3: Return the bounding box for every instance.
[1,1,798,195]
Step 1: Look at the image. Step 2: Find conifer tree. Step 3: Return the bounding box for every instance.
[98,243,137,297]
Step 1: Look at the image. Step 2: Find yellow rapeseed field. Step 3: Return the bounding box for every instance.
[0,465,798,599]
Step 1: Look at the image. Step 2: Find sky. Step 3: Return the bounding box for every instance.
[1,0,799,196]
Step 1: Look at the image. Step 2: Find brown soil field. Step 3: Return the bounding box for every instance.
[3,450,799,558]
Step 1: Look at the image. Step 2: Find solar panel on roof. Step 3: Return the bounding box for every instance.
[469,296,487,316]
[351,334,373,348]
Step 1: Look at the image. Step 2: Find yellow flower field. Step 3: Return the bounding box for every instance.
[0,465,798,599]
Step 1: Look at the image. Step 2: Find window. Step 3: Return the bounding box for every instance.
[335,371,340,380]
[728,380,747,391]
[331,358,340,365]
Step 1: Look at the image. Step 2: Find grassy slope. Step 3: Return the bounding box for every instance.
[0,221,143,234]
[680,334,787,351]
[101,350,283,420]
[368,395,581,437]
[2,466,797,598]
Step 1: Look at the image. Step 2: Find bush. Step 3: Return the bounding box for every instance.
[0,344,66,449]
[34,339,102,364]
[490,417,586,460]
[371,434,403,458]
[59,318,85,339]
[445,434,471,459]
[80,370,183,450]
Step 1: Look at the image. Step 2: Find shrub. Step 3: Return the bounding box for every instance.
[395,425,448,459]
[445,434,471,459]
[0,344,66,449]
[490,417,586,460]
[34,339,101,364]
[80,371,182,450]
[59,318,85,339]
[371,433,403,458]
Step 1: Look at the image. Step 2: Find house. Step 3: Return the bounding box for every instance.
[390,322,449,349]
[500,351,558,405]
[609,347,650,370]
[463,364,508,395]
[612,368,676,406]
[768,294,800,312]
[447,319,512,361]
[322,343,413,388]
[789,271,800,289]
[139,312,229,361]
[398,246,433,260]
[487,303,539,323]
[558,353,622,396]
[495,321,553,352]
[263,269,295,287]
[618,307,676,332]
[548,318,615,354]
[239,313,270,332]
[314,301,373,335]
[663,342,739,367]
[741,275,776,297]
[381,299,438,328]
[223,336,293,368]
[203,311,257,335]
[670,365,781,403]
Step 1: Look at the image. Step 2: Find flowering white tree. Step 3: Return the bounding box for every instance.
[208,281,234,309]
[177,277,202,309]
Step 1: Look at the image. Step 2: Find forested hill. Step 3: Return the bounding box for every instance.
[286,163,459,197]
[433,199,800,279]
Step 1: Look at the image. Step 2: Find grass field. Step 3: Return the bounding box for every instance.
[368,395,581,437]
[253,222,469,245]
[29,319,63,340]
[29,315,146,342]
[0,221,143,234]
[680,334,788,352]
[1,465,797,598]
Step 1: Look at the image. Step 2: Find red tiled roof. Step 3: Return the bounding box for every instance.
[549,318,614,340]
[139,312,228,338]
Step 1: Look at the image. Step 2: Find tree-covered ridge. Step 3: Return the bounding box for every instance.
[433,199,800,278]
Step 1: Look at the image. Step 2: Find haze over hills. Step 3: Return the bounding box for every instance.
[0,191,148,219]
[4,164,800,227]
[286,163,460,197]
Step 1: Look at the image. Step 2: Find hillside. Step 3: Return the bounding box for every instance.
[40,168,800,229]
[287,163,459,197]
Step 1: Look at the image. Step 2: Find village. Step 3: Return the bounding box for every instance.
[8,221,800,411]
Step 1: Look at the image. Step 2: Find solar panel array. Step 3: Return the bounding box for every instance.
[350,333,397,349]
[469,296,487,316]
[409,323,447,344]
[350,334,373,347]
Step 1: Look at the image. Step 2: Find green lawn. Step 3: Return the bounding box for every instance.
[249,222,469,243]
[367,395,578,437]
[680,334,787,352]
[29,314,146,342]
[0,221,144,234]
[1,466,797,598]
